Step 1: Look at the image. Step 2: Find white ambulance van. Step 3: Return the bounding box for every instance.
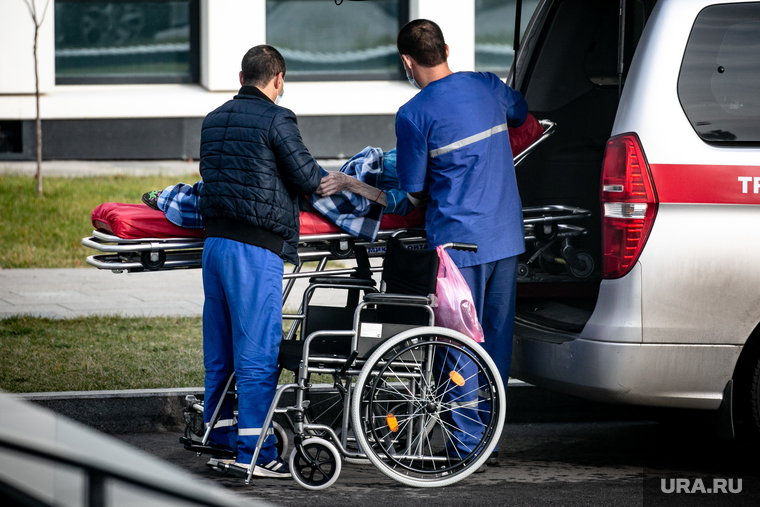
[509,0,760,438]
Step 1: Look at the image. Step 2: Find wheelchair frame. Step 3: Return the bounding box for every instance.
[190,240,507,489]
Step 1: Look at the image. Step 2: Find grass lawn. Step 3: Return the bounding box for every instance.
[0,315,301,393]
[0,173,199,268]
[0,315,204,392]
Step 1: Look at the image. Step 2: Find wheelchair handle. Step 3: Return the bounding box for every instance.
[440,242,478,253]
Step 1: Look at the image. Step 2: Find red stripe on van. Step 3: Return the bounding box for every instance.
[649,164,760,205]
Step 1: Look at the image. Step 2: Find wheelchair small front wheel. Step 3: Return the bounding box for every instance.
[289,437,342,490]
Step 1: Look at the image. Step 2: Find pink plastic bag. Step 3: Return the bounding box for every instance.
[434,246,485,343]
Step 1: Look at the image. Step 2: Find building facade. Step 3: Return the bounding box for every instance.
[0,0,535,161]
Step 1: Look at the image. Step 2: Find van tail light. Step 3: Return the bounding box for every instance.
[601,134,658,279]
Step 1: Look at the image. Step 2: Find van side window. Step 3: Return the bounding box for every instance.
[678,4,760,145]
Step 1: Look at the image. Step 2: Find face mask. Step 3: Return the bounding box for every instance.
[405,64,421,90]
[275,86,284,105]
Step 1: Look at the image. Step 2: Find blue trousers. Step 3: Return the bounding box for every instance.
[458,255,519,389]
[439,256,518,453]
[202,237,283,465]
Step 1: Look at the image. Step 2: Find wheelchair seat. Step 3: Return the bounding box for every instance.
[278,335,352,372]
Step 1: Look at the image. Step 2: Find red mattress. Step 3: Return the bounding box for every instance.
[510,113,543,157]
[92,202,425,240]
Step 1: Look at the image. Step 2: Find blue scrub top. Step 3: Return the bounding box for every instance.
[395,71,529,267]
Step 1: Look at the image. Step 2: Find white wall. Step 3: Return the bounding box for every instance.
[201,0,266,91]
[0,0,55,95]
[410,0,475,73]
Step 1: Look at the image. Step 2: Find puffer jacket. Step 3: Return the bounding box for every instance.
[199,86,321,265]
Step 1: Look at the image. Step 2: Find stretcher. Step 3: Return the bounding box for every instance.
[81,118,592,280]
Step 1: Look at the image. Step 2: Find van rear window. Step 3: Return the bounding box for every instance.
[678,3,760,145]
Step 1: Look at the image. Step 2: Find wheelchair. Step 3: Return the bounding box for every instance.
[181,235,506,489]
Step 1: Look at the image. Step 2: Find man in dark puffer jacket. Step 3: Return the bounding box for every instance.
[199,45,321,478]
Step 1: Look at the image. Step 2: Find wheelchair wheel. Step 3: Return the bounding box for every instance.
[289,437,342,490]
[351,327,505,488]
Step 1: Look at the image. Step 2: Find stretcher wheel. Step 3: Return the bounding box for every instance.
[352,326,505,488]
[289,437,342,490]
[329,239,354,259]
[534,223,557,242]
[517,263,531,279]
[140,250,166,270]
[567,251,595,278]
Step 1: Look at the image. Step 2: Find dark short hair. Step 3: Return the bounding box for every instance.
[241,45,286,87]
[397,19,447,67]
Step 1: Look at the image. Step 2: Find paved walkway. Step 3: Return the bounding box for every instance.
[0,264,371,319]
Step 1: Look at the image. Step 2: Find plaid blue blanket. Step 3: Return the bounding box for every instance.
[156,180,204,229]
[310,146,385,242]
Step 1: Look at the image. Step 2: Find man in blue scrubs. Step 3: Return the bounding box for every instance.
[395,19,528,461]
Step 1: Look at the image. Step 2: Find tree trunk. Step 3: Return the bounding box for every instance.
[33,22,43,196]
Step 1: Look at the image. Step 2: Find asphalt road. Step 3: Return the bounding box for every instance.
[116,418,760,507]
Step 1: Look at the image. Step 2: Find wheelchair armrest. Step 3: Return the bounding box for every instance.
[309,276,377,287]
[363,293,433,305]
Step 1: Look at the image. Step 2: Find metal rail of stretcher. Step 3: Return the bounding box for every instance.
[82,202,590,274]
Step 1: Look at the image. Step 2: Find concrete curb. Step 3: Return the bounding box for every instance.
[12,381,650,435]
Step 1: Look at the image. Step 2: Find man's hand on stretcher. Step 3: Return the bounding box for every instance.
[315,172,429,210]
[315,172,388,207]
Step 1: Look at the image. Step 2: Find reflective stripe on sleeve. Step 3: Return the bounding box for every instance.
[428,122,509,158]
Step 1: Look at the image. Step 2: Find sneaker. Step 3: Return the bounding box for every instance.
[253,458,291,479]
[142,190,162,210]
[487,451,499,466]
[206,457,235,471]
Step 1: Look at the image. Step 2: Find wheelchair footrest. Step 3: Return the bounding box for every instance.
[179,437,237,458]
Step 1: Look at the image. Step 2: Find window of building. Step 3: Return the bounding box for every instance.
[266,0,408,81]
[678,4,760,145]
[475,0,539,75]
[55,0,199,85]
[0,121,23,154]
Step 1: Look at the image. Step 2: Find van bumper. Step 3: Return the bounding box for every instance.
[511,329,740,410]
